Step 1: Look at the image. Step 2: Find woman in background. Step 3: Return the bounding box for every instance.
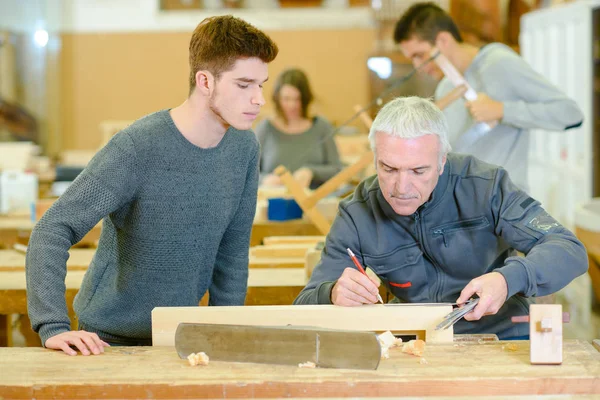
[255,68,342,189]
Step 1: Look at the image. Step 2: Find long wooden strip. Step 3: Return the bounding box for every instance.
[151,304,453,346]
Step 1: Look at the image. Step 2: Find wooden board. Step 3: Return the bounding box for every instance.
[1,340,599,398]
[262,235,325,245]
[250,244,314,258]
[250,219,322,247]
[0,268,306,346]
[0,250,304,272]
[0,216,101,248]
[0,248,96,271]
[249,256,305,269]
[0,268,307,314]
[152,304,454,346]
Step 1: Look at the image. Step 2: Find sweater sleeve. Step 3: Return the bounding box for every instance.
[26,133,140,345]
[494,51,583,131]
[209,143,259,305]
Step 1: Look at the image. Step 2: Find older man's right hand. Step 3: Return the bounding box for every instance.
[45,330,110,356]
[331,267,380,306]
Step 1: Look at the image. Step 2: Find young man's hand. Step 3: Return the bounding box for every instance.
[45,330,110,356]
[331,267,380,306]
[455,272,508,321]
[465,93,503,123]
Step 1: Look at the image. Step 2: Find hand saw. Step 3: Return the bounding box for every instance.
[175,323,382,370]
[430,48,498,150]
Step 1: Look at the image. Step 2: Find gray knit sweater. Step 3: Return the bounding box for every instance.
[26,110,259,344]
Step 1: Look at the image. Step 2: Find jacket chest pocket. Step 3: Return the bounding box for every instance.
[363,244,429,303]
[431,216,490,247]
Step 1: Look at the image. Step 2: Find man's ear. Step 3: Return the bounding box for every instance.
[439,153,447,175]
[195,70,214,96]
[434,31,453,53]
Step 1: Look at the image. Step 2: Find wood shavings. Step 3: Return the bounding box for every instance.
[298,361,316,368]
[187,352,209,366]
[377,331,403,360]
[402,340,425,357]
[502,343,518,352]
[419,357,428,364]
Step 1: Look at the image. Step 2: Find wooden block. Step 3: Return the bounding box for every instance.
[529,304,563,364]
[593,339,600,352]
[250,244,314,259]
[151,304,454,346]
[262,236,325,246]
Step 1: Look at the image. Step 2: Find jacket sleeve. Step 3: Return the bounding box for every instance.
[490,168,588,299]
[293,205,361,304]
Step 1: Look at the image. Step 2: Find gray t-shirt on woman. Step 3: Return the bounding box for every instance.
[254,116,342,187]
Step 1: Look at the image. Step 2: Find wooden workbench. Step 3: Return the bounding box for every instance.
[0,340,598,398]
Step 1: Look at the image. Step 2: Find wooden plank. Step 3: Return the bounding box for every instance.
[1,340,599,398]
[250,244,314,259]
[0,268,306,347]
[0,250,303,272]
[250,219,321,247]
[152,304,454,346]
[0,249,96,271]
[262,235,325,245]
[0,216,101,249]
[248,256,304,269]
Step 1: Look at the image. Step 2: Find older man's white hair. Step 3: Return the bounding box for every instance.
[368,96,451,169]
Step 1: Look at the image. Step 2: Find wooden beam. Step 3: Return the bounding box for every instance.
[262,236,325,246]
[353,104,373,129]
[435,85,468,110]
[250,244,314,259]
[151,304,454,346]
[274,166,332,235]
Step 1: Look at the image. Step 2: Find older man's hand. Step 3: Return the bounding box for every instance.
[455,272,508,321]
[331,267,380,306]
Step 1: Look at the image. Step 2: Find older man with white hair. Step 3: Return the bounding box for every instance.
[293,96,587,339]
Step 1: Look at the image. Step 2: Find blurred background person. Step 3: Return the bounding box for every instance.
[255,68,342,189]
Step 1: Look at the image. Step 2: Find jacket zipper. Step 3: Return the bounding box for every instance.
[433,218,488,248]
[414,211,442,302]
